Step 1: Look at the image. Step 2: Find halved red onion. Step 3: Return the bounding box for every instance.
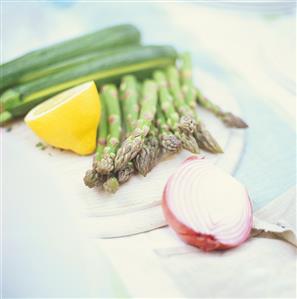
[162,156,253,252]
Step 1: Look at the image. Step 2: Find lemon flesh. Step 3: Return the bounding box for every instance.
[25,81,101,155]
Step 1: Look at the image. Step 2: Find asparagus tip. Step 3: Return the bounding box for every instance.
[83,169,99,188]
[179,132,200,154]
[178,115,196,134]
[118,163,135,184]
[95,155,114,174]
[134,145,152,177]
[195,125,223,154]
[103,177,119,193]
[161,134,182,153]
[114,135,144,171]
[221,112,248,129]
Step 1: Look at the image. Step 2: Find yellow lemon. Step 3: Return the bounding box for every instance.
[25,81,100,155]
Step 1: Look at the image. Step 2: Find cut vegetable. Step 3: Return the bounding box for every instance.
[25,81,100,155]
[162,156,252,252]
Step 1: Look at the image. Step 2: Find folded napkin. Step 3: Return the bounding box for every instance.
[252,187,296,246]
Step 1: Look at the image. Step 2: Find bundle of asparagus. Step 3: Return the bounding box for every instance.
[84,53,248,193]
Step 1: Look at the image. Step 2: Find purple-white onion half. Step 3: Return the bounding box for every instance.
[162,156,253,252]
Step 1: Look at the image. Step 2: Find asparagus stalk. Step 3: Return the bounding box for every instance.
[134,140,153,176]
[119,75,139,134]
[115,75,141,183]
[153,70,199,154]
[134,124,160,176]
[114,80,158,171]
[179,53,223,153]
[95,96,108,161]
[133,81,160,177]
[96,85,122,174]
[156,104,181,153]
[147,125,160,167]
[166,66,196,134]
[195,88,248,128]
[84,96,108,188]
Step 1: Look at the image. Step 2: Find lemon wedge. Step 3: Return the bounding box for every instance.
[25,81,101,155]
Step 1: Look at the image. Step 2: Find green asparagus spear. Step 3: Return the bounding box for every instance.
[166,66,196,134]
[147,125,160,167]
[96,84,122,174]
[119,75,139,134]
[156,104,181,153]
[134,143,151,176]
[153,70,179,129]
[116,75,140,182]
[195,88,248,128]
[114,80,158,171]
[179,53,223,153]
[95,97,108,161]
[133,82,159,176]
[134,124,160,176]
[153,70,199,154]
[133,82,160,177]
[84,97,108,188]
[180,54,196,111]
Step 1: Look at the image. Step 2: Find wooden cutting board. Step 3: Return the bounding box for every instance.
[3,69,246,238]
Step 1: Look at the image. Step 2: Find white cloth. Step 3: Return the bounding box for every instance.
[96,191,297,298]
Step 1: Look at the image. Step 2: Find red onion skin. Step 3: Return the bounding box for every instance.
[162,156,253,252]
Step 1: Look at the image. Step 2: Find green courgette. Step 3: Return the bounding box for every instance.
[0,45,177,124]
[0,24,141,90]
[16,45,139,84]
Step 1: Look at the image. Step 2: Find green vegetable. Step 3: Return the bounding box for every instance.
[0,45,177,124]
[0,24,141,90]
[116,75,140,182]
[154,70,199,154]
[114,80,158,171]
[134,124,160,177]
[103,177,119,193]
[119,75,139,134]
[180,52,196,111]
[153,70,180,130]
[84,96,108,189]
[117,162,134,184]
[155,104,181,153]
[96,84,122,174]
[195,88,248,128]
[95,97,108,161]
[166,66,196,134]
[18,45,139,85]
[179,53,223,153]
[133,140,153,176]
